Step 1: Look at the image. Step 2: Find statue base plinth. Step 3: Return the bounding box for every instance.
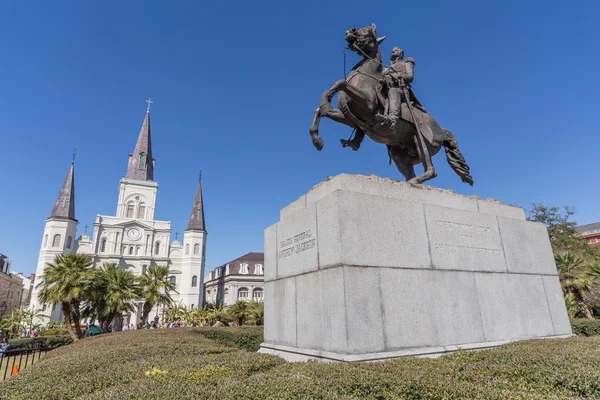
[259,174,571,362]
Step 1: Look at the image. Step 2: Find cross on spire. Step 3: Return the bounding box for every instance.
[175,232,179,240]
[146,98,153,113]
[72,146,76,165]
[84,225,88,234]
[198,169,202,184]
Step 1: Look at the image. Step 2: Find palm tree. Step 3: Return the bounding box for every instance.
[37,254,95,341]
[138,265,176,326]
[246,302,264,326]
[554,252,595,319]
[22,307,49,333]
[97,263,139,331]
[228,300,250,327]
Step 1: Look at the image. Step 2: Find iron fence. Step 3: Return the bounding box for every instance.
[0,345,50,382]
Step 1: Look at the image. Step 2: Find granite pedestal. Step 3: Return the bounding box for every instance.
[259,174,572,362]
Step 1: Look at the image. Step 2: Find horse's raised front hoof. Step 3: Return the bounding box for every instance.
[313,136,324,151]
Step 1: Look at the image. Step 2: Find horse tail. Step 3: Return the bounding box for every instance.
[442,129,474,186]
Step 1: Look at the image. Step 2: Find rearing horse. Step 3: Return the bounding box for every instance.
[309,24,473,186]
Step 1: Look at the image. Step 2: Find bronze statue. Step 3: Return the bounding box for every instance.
[381,47,425,128]
[309,24,473,186]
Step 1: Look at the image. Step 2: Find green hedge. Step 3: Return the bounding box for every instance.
[195,326,263,352]
[8,335,73,351]
[40,327,68,337]
[571,318,600,336]
[3,328,600,399]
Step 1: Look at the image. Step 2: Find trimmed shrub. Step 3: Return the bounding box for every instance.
[196,326,263,352]
[8,335,73,351]
[2,328,600,399]
[40,327,68,337]
[571,318,600,336]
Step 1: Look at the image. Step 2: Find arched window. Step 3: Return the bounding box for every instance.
[129,246,134,255]
[191,276,198,287]
[254,264,263,275]
[185,244,189,255]
[139,152,147,170]
[137,204,146,219]
[155,242,160,255]
[253,288,264,302]
[52,234,61,248]
[239,263,248,274]
[126,203,135,218]
[100,238,107,252]
[237,287,249,301]
[122,245,127,254]
[66,236,72,249]
[193,243,200,255]
[43,235,48,247]
[169,276,176,285]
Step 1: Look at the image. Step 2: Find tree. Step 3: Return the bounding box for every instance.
[22,307,49,332]
[37,254,95,341]
[554,252,596,319]
[138,265,176,326]
[246,302,264,326]
[93,263,140,332]
[527,204,589,253]
[228,301,250,327]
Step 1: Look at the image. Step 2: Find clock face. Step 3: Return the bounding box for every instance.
[127,228,141,241]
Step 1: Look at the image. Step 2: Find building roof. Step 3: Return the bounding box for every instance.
[125,108,154,181]
[186,173,206,232]
[207,252,264,280]
[49,160,76,221]
[576,222,600,235]
[234,252,264,262]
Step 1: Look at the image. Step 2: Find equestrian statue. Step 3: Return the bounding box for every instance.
[309,24,473,186]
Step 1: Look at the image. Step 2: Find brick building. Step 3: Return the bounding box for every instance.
[576,222,600,246]
[0,254,24,318]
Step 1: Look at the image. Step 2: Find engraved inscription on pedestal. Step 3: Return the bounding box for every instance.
[425,205,507,272]
[278,229,316,260]
[276,208,318,278]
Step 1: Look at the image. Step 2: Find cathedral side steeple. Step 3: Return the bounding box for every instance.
[181,171,208,307]
[186,171,206,232]
[126,100,154,181]
[49,150,77,221]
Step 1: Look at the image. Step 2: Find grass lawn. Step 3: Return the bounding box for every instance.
[1,327,600,399]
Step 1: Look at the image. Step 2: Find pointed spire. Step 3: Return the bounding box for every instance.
[126,101,154,181]
[50,154,76,221]
[186,170,206,232]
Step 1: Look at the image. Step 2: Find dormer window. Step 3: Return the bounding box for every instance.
[239,263,248,274]
[139,152,147,170]
[255,264,263,275]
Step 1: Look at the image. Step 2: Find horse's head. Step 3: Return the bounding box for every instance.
[345,23,386,59]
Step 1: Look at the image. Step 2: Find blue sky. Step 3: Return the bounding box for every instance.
[0,1,597,275]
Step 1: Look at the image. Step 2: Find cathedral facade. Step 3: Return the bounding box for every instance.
[30,105,207,325]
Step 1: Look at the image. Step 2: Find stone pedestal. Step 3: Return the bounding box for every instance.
[258,174,571,362]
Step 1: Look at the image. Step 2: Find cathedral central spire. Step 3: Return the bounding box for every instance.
[126,102,154,181]
[50,153,76,221]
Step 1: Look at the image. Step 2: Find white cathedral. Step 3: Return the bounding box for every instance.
[31,104,207,325]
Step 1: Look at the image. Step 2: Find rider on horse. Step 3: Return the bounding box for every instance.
[381,47,425,129]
